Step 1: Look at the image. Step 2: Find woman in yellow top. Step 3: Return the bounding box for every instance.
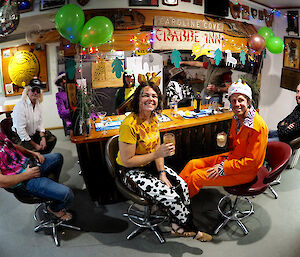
[180,80,268,197]
[117,81,212,242]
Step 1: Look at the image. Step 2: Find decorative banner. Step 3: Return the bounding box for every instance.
[153,27,223,51]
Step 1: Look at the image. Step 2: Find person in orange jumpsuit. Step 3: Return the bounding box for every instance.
[179,79,268,198]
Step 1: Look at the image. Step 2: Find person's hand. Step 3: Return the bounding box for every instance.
[159,172,173,187]
[207,84,217,92]
[34,143,42,151]
[287,122,295,130]
[40,137,47,150]
[155,143,175,158]
[23,164,40,179]
[33,151,45,164]
[206,164,220,180]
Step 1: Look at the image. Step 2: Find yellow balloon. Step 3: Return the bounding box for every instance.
[8,50,39,87]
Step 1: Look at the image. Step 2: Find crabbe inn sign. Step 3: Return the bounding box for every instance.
[153,16,224,51]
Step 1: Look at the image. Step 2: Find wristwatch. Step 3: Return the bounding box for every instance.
[217,87,220,92]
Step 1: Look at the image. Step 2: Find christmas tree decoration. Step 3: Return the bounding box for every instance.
[112,57,124,79]
[170,49,182,68]
[214,48,222,66]
[240,50,246,65]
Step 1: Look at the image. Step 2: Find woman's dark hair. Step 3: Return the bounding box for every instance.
[130,81,163,114]
[123,72,135,86]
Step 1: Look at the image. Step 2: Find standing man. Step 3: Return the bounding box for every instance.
[269,83,300,142]
[180,53,232,104]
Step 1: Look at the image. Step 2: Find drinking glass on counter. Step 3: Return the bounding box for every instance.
[163,133,175,156]
[98,111,107,123]
[217,132,227,148]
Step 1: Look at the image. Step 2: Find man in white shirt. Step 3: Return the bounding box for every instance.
[12,78,57,154]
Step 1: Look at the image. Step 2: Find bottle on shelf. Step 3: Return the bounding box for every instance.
[194,91,201,113]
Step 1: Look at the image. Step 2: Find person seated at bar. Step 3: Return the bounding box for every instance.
[165,67,194,107]
[180,53,232,104]
[0,131,73,221]
[179,80,268,198]
[115,70,137,114]
[55,72,71,135]
[117,81,212,242]
[269,83,300,142]
[12,77,57,154]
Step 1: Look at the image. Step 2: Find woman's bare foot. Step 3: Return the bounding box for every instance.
[195,231,212,242]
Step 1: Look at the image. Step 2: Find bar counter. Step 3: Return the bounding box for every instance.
[71,107,233,204]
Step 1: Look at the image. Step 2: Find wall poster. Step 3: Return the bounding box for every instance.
[283,37,300,70]
[92,60,124,89]
[1,44,49,97]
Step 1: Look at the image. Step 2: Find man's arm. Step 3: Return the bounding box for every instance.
[0,166,40,188]
[13,144,45,163]
[180,61,205,68]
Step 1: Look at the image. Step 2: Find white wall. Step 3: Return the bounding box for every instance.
[259,10,300,130]
[0,40,62,129]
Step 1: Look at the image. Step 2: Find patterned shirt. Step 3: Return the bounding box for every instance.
[116,113,160,167]
[0,133,27,176]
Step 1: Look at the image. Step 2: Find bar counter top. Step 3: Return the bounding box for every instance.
[71,106,233,144]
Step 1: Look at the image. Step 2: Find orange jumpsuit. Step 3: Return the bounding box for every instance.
[179,110,268,198]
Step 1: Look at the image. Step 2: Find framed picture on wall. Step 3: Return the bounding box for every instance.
[1,44,49,97]
[18,0,34,13]
[129,0,159,6]
[283,37,300,70]
[40,0,69,11]
[281,67,300,92]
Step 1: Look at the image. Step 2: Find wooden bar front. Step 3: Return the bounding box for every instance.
[71,107,233,204]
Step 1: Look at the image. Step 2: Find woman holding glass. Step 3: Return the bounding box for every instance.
[117,81,212,242]
[180,80,268,198]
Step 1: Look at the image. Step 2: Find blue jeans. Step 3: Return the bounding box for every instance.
[25,153,74,212]
[268,130,279,142]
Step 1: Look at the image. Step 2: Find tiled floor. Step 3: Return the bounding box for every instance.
[1,129,300,257]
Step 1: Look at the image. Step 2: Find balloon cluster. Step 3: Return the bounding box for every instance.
[55,4,114,47]
[248,26,284,55]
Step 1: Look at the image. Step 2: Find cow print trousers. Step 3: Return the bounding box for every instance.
[124,165,191,224]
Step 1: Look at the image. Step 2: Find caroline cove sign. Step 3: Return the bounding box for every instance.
[154,16,224,32]
[153,27,223,51]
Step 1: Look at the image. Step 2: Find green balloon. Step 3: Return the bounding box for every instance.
[258,26,274,41]
[266,36,284,54]
[55,4,85,44]
[80,16,114,48]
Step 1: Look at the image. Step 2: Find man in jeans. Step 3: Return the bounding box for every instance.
[0,132,73,221]
[269,83,300,142]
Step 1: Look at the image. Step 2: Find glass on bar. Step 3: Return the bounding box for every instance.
[217,132,227,148]
[163,133,175,156]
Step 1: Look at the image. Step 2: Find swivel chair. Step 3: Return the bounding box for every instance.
[5,187,81,247]
[214,141,292,235]
[105,135,168,243]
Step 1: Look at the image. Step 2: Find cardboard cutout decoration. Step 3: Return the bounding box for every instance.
[225,49,237,68]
